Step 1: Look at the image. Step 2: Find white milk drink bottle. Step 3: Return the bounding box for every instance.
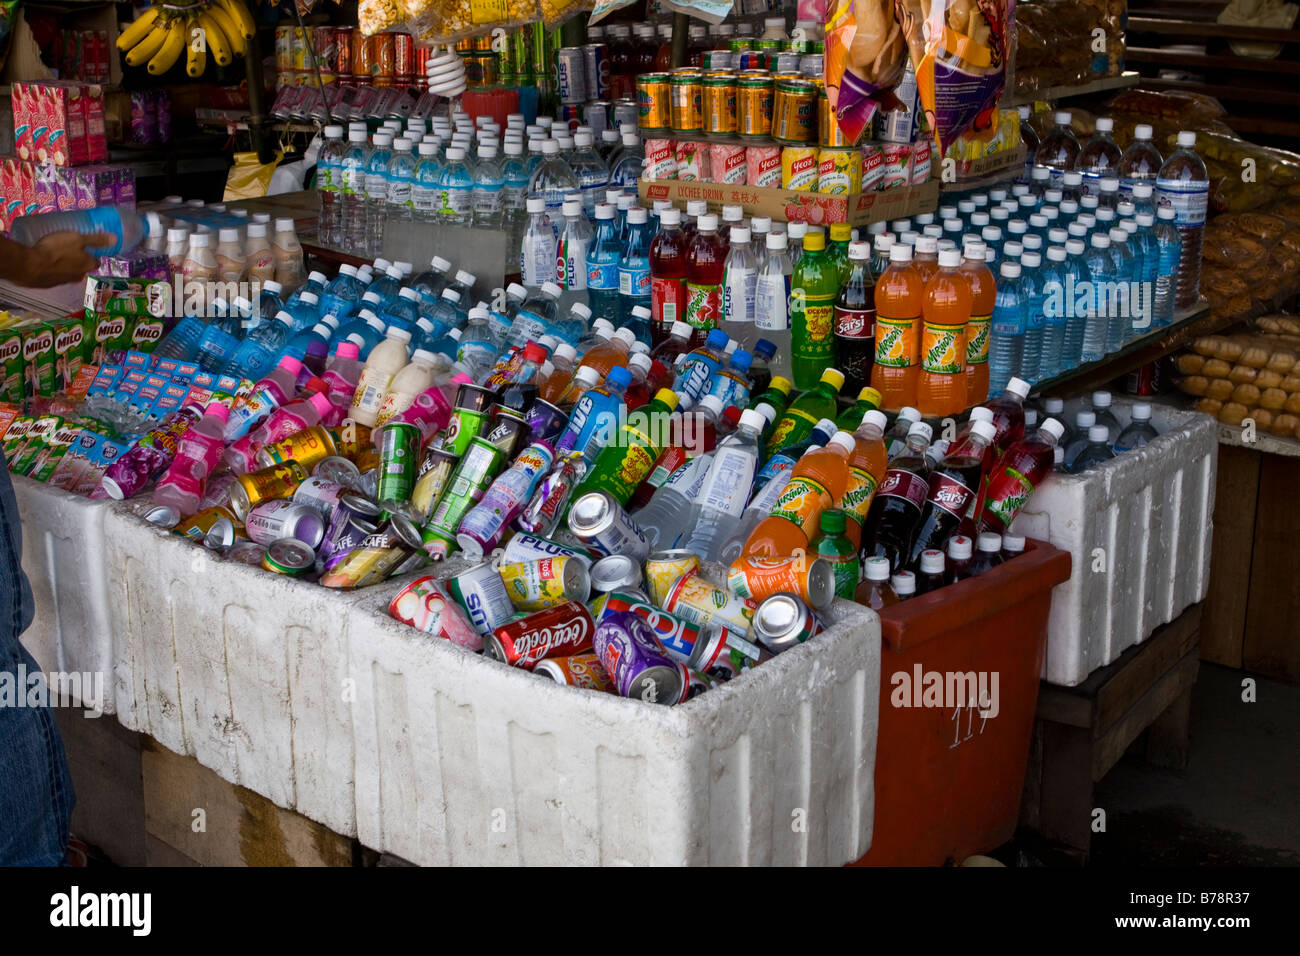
[272,218,305,290]
[350,326,412,427]
[374,348,438,426]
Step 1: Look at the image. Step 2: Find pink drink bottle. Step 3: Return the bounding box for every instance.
[322,341,362,426]
[224,355,304,441]
[225,391,333,473]
[152,401,232,515]
[377,381,456,448]
[97,403,205,500]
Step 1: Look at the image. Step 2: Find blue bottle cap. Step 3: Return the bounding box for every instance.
[606,366,633,389]
[706,329,728,349]
[754,339,777,360]
[730,349,753,371]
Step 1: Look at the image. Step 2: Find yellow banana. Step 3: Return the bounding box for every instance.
[116,7,159,52]
[203,4,244,57]
[196,11,233,66]
[146,17,186,75]
[215,0,256,41]
[186,27,207,77]
[124,17,171,67]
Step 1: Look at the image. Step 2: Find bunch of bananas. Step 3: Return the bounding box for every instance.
[116,0,257,77]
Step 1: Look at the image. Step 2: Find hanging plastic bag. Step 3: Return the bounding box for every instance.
[224,149,284,202]
[824,0,908,145]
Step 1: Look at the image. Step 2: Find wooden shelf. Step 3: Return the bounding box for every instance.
[1138,74,1300,107]
[1005,72,1140,108]
[1217,420,1300,458]
[1125,47,1300,74]
[1127,15,1300,44]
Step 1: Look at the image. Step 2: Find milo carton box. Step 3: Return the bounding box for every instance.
[0,328,23,405]
[12,414,61,474]
[51,319,87,393]
[129,314,165,355]
[21,322,56,402]
[29,424,80,482]
[83,312,131,367]
[3,415,34,465]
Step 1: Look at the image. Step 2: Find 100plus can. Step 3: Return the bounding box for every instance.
[444,560,514,636]
[484,600,595,668]
[499,532,592,566]
[582,43,609,100]
[261,538,315,576]
[499,556,591,611]
[389,576,482,650]
[555,46,587,104]
[376,421,420,506]
[566,490,650,561]
[593,611,683,705]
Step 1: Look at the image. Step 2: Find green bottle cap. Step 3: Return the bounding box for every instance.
[820,509,847,535]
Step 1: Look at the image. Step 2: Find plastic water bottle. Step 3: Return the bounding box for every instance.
[619,207,652,323]
[509,283,562,346]
[411,143,442,224]
[721,226,758,351]
[1069,424,1116,473]
[315,125,346,246]
[631,453,711,550]
[472,144,505,228]
[1018,251,1044,384]
[286,290,320,334]
[193,302,244,373]
[520,197,557,288]
[385,137,416,223]
[1114,402,1159,452]
[222,309,293,381]
[1039,246,1069,378]
[438,147,473,225]
[457,306,500,380]
[285,271,326,311]
[1107,227,1136,348]
[1034,112,1080,189]
[551,301,593,346]
[529,139,579,224]
[609,130,644,188]
[411,256,451,302]
[501,140,530,233]
[586,203,622,323]
[683,408,764,562]
[1061,238,1089,368]
[717,451,797,564]
[382,287,422,329]
[626,304,653,346]
[364,132,393,255]
[568,131,610,216]
[988,260,1025,393]
[318,264,363,320]
[9,206,160,257]
[1157,131,1207,310]
[556,199,591,293]
[1119,124,1163,196]
[1152,207,1181,328]
[338,130,369,250]
[1077,118,1122,194]
[423,288,465,337]
[1082,233,1115,362]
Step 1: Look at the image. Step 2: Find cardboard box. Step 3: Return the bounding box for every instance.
[947,145,1027,184]
[51,319,86,393]
[0,328,23,405]
[83,275,172,329]
[20,322,56,402]
[637,178,940,226]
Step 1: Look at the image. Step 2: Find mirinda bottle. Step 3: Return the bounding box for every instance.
[918,248,972,418]
[961,240,996,407]
[840,409,889,552]
[913,234,940,284]
[870,244,923,411]
[743,430,856,557]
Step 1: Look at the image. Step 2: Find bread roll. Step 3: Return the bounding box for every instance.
[1207,378,1235,401]
[1195,398,1223,417]
[1267,349,1297,373]
[1177,354,1206,375]
[1232,383,1262,406]
[1228,364,1258,384]
[1239,346,1270,369]
[1202,358,1232,378]
[1219,402,1249,426]
[1260,387,1287,411]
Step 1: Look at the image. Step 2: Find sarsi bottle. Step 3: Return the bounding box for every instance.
[834,240,875,394]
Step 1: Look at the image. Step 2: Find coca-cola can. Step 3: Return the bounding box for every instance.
[592,611,683,705]
[484,600,595,668]
[390,576,483,650]
[1125,360,1162,395]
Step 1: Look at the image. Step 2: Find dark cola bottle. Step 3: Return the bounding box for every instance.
[906,419,997,570]
[833,240,875,394]
[861,420,933,572]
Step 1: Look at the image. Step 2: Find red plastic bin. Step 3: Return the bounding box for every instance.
[853,539,1071,866]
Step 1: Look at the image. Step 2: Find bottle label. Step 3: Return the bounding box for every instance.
[834,306,874,339]
[522,235,557,287]
[985,465,1035,528]
[876,468,928,510]
[966,313,991,365]
[651,276,686,327]
[722,266,756,324]
[557,237,589,291]
[755,451,796,486]
[794,293,836,359]
[707,371,750,411]
[927,471,976,518]
[819,550,858,598]
[472,185,502,217]
[353,368,394,415]
[874,316,918,368]
[754,274,790,332]
[441,185,471,217]
[684,281,721,330]
[646,446,690,490]
[412,184,439,212]
[840,465,879,529]
[588,259,619,291]
[196,326,239,365]
[769,474,831,531]
[619,266,651,297]
[388,180,413,209]
[921,321,966,374]
[1156,178,1209,228]
[697,446,756,518]
[765,407,817,451]
[366,174,388,201]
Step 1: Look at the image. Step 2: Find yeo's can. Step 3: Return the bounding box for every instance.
[664,570,758,636]
[702,73,737,135]
[817,147,862,195]
[258,425,338,471]
[483,600,595,668]
[781,145,819,191]
[592,611,682,705]
[389,576,483,650]
[444,560,514,636]
[375,421,420,506]
[645,549,700,605]
[534,653,615,693]
[773,77,816,144]
[566,490,650,561]
[752,592,824,654]
[230,461,309,520]
[172,505,241,542]
[261,538,315,576]
[499,556,591,611]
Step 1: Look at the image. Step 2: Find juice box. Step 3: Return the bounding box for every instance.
[29,424,81,482]
[21,322,57,401]
[83,313,131,367]
[74,164,115,209]
[71,432,130,496]
[65,363,98,403]
[84,84,109,163]
[12,415,61,474]
[12,83,34,161]
[0,328,24,405]
[51,319,87,392]
[48,427,99,490]
[0,402,21,438]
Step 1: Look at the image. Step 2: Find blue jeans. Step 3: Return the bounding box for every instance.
[0,463,74,866]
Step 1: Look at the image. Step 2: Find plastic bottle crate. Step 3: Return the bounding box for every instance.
[1009,400,1216,687]
[854,539,1071,866]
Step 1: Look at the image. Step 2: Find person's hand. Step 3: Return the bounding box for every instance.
[23,231,116,288]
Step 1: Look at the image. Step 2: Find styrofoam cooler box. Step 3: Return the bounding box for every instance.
[1009,400,1216,686]
[344,578,882,866]
[13,477,116,709]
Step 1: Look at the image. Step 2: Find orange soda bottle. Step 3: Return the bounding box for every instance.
[743,430,857,557]
[961,240,995,408]
[870,243,923,411]
[839,409,889,552]
[579,326,637,378]
[917,247,973,418]
[913,234,940,284]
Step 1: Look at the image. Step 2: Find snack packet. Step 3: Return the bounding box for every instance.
[824,0,908,145]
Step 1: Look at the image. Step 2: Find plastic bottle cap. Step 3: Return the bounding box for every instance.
[1132,402,1152,421]
[730,407,764,433]
[767,233,788,250]
[189,233,210,247]
[1003,534,1026,554]
[919,549,945,575]
[542,140,559,155]
[614,326,638,345]
[889,244,912,262]
[628,351,651,373]
[659,208,680,225]
[1021,251,1041,268]
[1177,130,1197,147]
[915,235,938,254]
[1047,245,1067,262]
[1054,111,1072,125]
[731,226,751,243]
[1000,261,1021,279]
[385,327,412,343]
[204,400,231,424]
[970,419,997,443]
[862,410,888,432]
[563,200,582,216]
[442,289,462,304]
[1088,424,1110,442]
[752,402,776,425]
[907,421,933,443]
[891,572,917,595]
[407,348,435,365]
[573,365,600,387]
[865,557,891,582]
[937,248,962,268]
[1109,227,1127,243]
[398,287,419,302]
[300,292,318,305]
[787,222,808,238]
[627,208,648,225]
[829,431,856,454]
[978,532,1002,553]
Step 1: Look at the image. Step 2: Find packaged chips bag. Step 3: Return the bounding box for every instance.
[824,0,908,144]
[897,0,1015,155]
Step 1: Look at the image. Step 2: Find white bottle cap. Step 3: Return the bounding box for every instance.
[1177,130,1197,147]
[670,320,692,338]
[948,535,973,560]
[978,532,1002,553]
[920,550,946,575]
[731,226,751,243]
[971,419,997,443]
[574,366,600,387]
[1003,534,1026,552]
[1109,227,1128,243]
[862,410,888,432]
[865,557,891,581]
[1093,389,1112,407]
[615,326,638,344]
[963,240,987,259]
[739,408,766,432]
[1132,402,1152,420]
[891,572,916,595]
[1076,410,1097,428]
[1021,251,1041,268]
[1088,424,1109,442]
[167,227,189,242]
[699,395,724,418]
[907,421,933,443]
[442,289,462,302]
[766,233,788,250]
[1054,111,1072,125]
[1000,261,1021,279]
[889,244,913,262]
[628,208,648,224]
[1091,233,1111,249]
[829,431,857,453]
[386,326,412,343]
[562,200,582,216]
[541,281,562,298]
[722,203,743,221]
[189,233,210,247]
[412,348,437,364]
[1007,377,1031,398]
[697,213,719,231]
[938,248,962,268]
[1134,124,1153,140]
[1095,117,1114,132]
[968,407,993,424]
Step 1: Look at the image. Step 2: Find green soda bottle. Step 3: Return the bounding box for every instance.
[828,223,853,285]
[790,231,840,389]
[748,374,793,415]
[813,509,858,599]
[765,367,844,454]
[835,386,883,431]
[567,388,679,509]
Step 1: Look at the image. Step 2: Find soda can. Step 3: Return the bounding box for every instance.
[589,554,643,595]
[292,476,345,520]
[582,43,609,100]
[446,383,494,455]
[644,549,700,605]
[592,611,682,705]
[669,70,703,133]
[529,21,550,79]
[144,505,180,528]
[326,424,371,461]
[556,47,587,104]
[376,421,420,506]
[414,46,431,90]
[258,424,338,471]
[225,541,268,566]
[746,145,782,188]
[424,436,506,541]
[320,493,384,567]
[1125,361,1162,395]
[408,446,458,521]
[637,73,671,131]
[444,560,514,636]
[483,408,530,458]
[590,591,708,666]
[664,570,758,636]
[230,461,309,520]
[586,100,611,136]
[261,538,315,576]
[702,73,737,135]
[456,441,554,559]
[172,505,242,542]
[781,145,819,191]
[275,26,293,71]
[511,25,532,75]
[484,600,595,668]
[681,667,719,702]
[389,576,483,651]
[567,490,650,562]
[335,25,353,76]
[351,28,372,81]
[245,499,327,549]
[517,451,583,537]
[533,653,615,693]
[314,455,361,489]
[689,624,766,680]
[643,138,677,181]
[752,592,824,654]
[394,32,415,87]
[311,25,336,72]
[524,398,569,444]
[499,532,592,567]
[319,515,422,589]
[373,32,396,86]
[727,555,836,610]
[499,556,590,611]
[817,147,862,195]
[203,517,240,552]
